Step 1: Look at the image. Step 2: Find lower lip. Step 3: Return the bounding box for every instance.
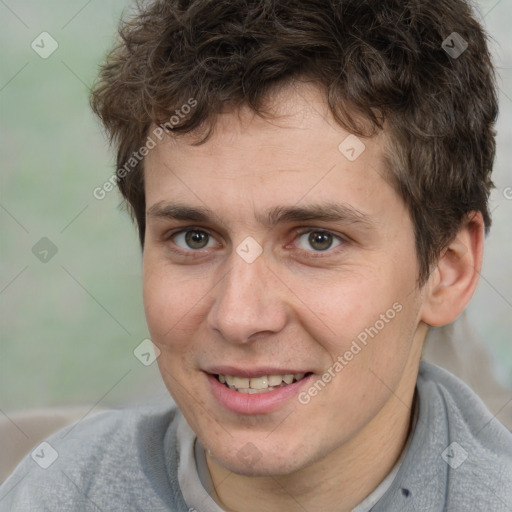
[207,373,313,415]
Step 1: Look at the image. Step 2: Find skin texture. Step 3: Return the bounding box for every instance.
[142,83,484,512]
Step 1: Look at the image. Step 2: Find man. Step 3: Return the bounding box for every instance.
[1,0,511,510]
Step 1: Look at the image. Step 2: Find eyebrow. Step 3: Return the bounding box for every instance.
[146,201,376,229]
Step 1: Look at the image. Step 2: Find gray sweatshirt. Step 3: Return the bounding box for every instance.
[0,361,511,511]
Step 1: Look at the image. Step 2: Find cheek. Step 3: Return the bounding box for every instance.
[314,268,418,363]
[313,273,391,333]
[142,251,215,347]
[142,258,207,399]
[143,253,186,341]
[142,259,169,340]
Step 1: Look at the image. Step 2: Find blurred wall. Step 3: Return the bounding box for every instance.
[1,0,511,416]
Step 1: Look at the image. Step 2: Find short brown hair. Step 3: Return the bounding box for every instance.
[90,0,498,285]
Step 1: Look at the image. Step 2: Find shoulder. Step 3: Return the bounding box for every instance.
[419,361,512,507]
[422,362,512,509]
[0,401,182,512]
[376,362,512,511]
[417,361,512,456]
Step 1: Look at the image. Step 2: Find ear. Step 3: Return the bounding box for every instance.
[420,211,485,327]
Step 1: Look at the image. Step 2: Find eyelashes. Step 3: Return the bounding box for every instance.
[171,229,218,251]
[293,228,344,253]
[165,227,347,258]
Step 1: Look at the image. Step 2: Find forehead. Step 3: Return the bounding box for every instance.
[143,83,400,225]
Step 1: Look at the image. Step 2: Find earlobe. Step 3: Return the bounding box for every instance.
[420,211,485,327]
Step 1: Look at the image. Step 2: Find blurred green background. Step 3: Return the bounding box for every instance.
[1,0,511,413]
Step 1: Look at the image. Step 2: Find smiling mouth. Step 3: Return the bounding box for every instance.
[215,373,312,394]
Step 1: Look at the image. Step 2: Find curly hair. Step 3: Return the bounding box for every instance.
[90,0,498,285]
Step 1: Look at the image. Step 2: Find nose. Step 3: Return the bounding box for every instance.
[207,248,288,344]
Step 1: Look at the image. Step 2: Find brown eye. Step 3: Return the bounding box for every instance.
[308,232,333,251]
[185,230,209,249]
[172,230,214,250]
[295,230,343,252]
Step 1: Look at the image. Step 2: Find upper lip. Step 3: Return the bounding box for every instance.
[205,366,312,378]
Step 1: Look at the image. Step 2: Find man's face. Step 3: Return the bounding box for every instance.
[143,84,428,477]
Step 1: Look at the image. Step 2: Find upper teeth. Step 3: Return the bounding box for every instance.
[219,373,306,393]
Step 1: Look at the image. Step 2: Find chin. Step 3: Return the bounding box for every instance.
[207,439,313,477]
[217,455,300,477]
